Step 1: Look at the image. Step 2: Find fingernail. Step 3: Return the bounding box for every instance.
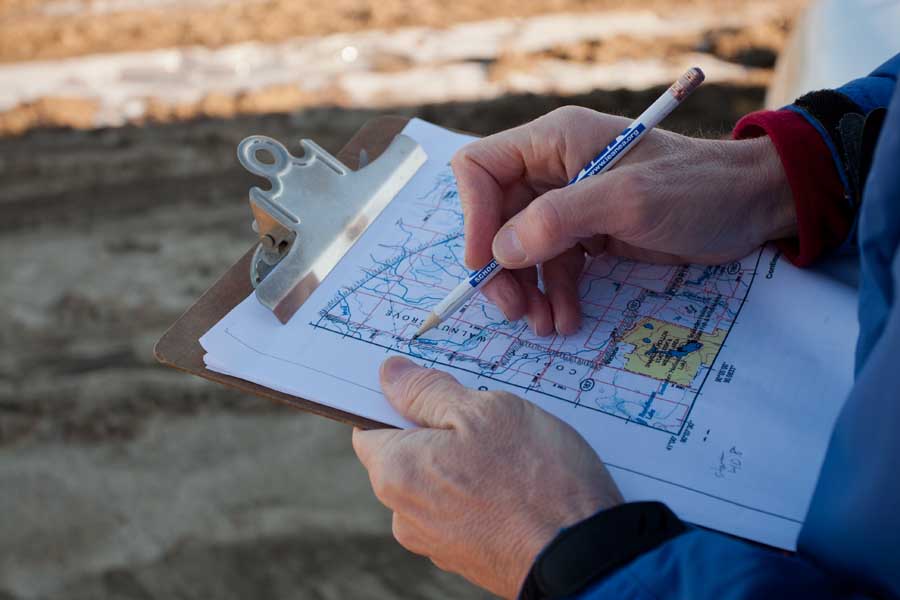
[493,226,526,265]
[555,319,578,337]
[381,356,417,383]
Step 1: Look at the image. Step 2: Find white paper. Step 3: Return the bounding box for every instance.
[201,118,858,550]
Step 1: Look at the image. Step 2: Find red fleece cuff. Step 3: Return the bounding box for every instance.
[733,109,852,267]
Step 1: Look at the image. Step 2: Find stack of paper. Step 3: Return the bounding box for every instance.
[202,119,858,550]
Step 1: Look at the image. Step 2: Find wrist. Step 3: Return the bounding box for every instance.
[520,502,687,599]
[510,501,604,592]
[736,135,798,244]
[513,495,611,597]
[733,108,857,266]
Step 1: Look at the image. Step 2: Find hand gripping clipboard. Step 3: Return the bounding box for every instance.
[154,116,421,430]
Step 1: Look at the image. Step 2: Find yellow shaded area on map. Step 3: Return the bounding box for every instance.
[620,318,725,386]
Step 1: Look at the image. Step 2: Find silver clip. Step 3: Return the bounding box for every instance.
[237,133,426,323]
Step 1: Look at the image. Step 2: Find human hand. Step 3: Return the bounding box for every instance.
[352,356,622,599]
[452,106,796,336]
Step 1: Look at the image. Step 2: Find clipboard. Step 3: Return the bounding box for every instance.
[154,116,414,430]
[154,115,818,552]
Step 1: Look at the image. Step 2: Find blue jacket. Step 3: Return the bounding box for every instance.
[580,55,900,599]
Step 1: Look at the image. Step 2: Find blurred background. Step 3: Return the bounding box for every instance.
[0,0,855,597]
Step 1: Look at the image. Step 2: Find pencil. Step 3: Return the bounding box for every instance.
[414,67,705,339]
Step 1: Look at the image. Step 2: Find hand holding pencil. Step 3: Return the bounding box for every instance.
[418,67,795,338]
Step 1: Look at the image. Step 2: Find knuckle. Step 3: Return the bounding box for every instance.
[487,277,525,318]
[539,107,589,153]
[451,149,475,195]
[372,458,415,503]
[350,429,365,458]
[368,458,389,496]
[392,515,413,548]
[451,140,491,179]
[399,368,463,426]
[406,368,453,403]
[529,192,568,241]
[450,143,476,168]
[370,468,389,501]
[548,105,590,125]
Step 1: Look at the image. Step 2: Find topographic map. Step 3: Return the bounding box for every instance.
[315,166,761,435]
[202,119,856,549]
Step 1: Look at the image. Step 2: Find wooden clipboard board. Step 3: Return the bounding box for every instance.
[154,116,411,430]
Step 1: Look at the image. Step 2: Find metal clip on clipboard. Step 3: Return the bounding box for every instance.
[236,133,426,323]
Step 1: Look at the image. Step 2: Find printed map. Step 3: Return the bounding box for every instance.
[202,120,855,550]
[315,166,762,435]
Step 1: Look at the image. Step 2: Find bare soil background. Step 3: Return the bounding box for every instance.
[0,0,795,63]
[0,86,764,600]
[0,1,796,598]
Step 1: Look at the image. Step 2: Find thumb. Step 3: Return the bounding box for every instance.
[491,175,627,268]
[379,356,468,428]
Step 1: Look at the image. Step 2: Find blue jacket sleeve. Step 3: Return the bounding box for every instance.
[575,530,862,600]
[575,66,900,600]
[786,54,899,205]
[836,54,900,112]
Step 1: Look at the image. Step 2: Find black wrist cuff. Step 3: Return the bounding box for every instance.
[793,89,886,207]
[520,502,687,600]
[794,89,862,141]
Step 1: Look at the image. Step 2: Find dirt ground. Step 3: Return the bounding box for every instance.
[0,1,794,598]
[0,84,764,600]
[0,0,800,64]
[0,0,802,134]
